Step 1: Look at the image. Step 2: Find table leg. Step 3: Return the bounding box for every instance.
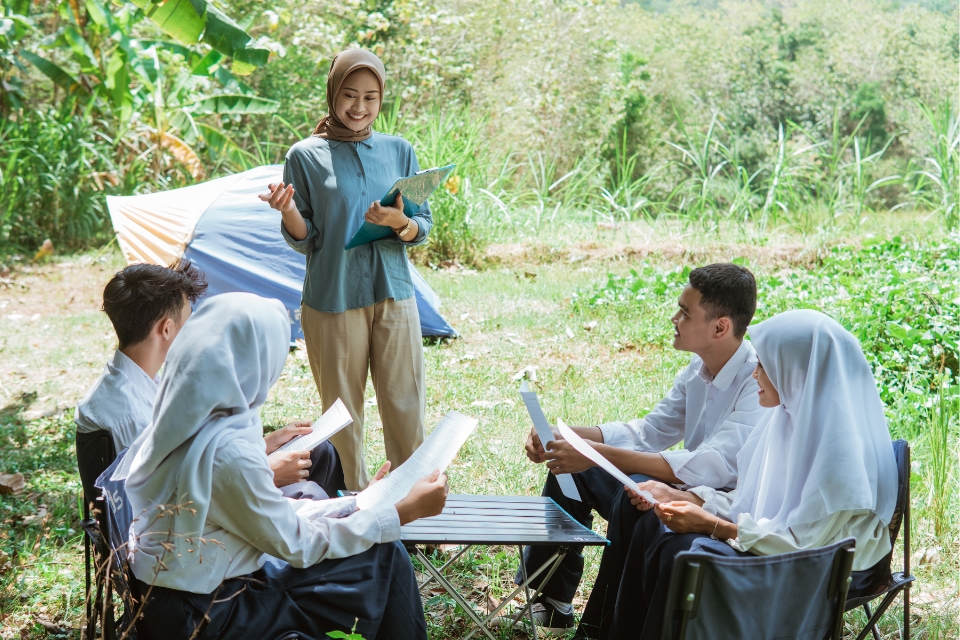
[414,547,498,640]
[518,544,538,640]
[463,548,568,640]
[416,544,472,592]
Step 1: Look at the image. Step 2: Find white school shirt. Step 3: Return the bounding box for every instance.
[598,340,766,489]
[74,350,159,452]
[127,438,401,594]
[690,486,892,571]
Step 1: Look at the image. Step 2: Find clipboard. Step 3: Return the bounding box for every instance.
[345,164,456,250]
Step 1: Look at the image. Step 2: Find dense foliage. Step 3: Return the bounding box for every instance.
[2,0,957,258]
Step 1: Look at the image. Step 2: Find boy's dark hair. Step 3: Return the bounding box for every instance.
[688,263,757,338]
[102,260,207,348]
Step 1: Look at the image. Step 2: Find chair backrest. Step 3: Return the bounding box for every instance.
[888,439,909,546]
[94,450,139,638]
[662,538,856,640]
[95,450,135,552]
[76,429,117,512]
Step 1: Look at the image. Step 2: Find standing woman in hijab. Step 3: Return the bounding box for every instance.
[589,310,897,640]
[116,292,446,640]
[260,49,430,490]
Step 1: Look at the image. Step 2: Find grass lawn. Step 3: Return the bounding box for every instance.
[0,218,957,639]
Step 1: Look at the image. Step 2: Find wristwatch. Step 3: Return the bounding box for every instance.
[394,219,412,239]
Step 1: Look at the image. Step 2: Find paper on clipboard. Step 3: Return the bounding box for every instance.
[270,398,352,456]
[345,164,456,249]
[556,419,659,505]
[519,381,581,502]
[356,411,477,510]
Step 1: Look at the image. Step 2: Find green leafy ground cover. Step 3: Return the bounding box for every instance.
[0,222,957,639]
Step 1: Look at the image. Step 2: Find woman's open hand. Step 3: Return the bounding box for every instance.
[364,191,407,229]
[654,501,716,534]
[259,182,300,216]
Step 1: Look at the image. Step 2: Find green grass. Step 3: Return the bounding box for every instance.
[0,222,957,639]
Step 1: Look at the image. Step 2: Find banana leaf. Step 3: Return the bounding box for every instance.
[182,93,279,115]
[20,51,87,94]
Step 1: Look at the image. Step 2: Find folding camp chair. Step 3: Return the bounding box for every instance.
[844,439,915,640]
[661,537,857,640]
[88,450,140,640]
[76,429,117,638]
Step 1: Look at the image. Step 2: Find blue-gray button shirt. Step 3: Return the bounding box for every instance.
[281,132,432,314]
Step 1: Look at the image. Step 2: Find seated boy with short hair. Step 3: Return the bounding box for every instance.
[74,261,344,508]
[514,263,769,633]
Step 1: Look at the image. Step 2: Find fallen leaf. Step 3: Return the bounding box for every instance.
[565,327,575,339]
[0,473,25,495]
[22,504,47,525]
[523,271,537,280]
[583,320,598,331]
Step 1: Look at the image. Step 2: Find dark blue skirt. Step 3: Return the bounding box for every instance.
[134,541,426,640]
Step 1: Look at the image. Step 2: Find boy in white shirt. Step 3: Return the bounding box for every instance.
[75,261,343,508]
[516,263,768,633]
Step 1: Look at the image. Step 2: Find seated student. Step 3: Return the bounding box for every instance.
[516,264,768,632]
[596,309,897,640]
[116,293,447,640]
[75,262,343,508]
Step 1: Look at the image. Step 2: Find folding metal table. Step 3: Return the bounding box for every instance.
[400,494,608,640]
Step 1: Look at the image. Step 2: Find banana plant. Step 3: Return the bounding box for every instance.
[21,0,278,178]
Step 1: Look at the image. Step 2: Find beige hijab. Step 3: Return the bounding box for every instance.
[312,49,385,142]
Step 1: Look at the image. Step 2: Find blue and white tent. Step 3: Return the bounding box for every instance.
[106,164,456,339]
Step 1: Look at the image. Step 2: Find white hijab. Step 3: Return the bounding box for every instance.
[729,309,897,532]
[113,292,290,558]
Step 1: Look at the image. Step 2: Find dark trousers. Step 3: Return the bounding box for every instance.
[135,541,425,640]
[518,468,653,604]
[278,440,348,501]
[581,500,889,640]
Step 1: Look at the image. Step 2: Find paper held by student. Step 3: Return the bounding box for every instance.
[356,410,478,511]
[519,381,582,502]
[555,419,659,505]
[270,398,352,456]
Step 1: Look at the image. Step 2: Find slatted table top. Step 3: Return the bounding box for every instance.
[400,494,609,546]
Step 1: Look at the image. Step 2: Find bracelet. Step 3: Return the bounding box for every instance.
[394,219,412,239]
[710,516,721,540]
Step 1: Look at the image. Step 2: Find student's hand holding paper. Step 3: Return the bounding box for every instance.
[264,421,314,455]
[364,191,406,228]
[270,450,312,486]
[525,426,547,463]
[544,439,596,475]
[626,481,685,512]
[394,469,448,525]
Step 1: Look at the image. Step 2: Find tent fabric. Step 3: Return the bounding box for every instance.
[106,165,456,340]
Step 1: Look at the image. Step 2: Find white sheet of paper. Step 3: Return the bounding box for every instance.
[556,419,659,505]
[520,381,582,502]
[356,411,478,510]
[270,398,352,456]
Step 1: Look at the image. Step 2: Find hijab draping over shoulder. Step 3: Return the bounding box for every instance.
[114,292,290,553]
[312,49,385,142]
[730,309,897,533]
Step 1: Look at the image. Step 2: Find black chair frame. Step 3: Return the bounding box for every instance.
[844,440,915,640]
[664,540,856,640]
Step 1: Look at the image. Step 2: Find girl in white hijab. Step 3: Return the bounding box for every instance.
[115,292,446,640]
[592,309,897,640]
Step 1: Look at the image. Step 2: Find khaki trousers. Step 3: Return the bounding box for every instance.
[301,297,425,490]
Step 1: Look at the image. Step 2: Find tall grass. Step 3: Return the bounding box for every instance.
[0,110,121,252]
